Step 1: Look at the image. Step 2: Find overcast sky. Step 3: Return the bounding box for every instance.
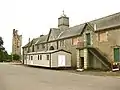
[0,0,120,54]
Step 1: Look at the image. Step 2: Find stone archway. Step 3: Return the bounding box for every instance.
[49,46,54,50]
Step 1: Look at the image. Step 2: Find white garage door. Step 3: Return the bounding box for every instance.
[58,55,65,66]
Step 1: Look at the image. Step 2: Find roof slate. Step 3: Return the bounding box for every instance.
[23,12,120,47]
[57,23,86,39]
[50,28,61,39]
[35,35,48,45]
[22,35,48,48]
[89,12,120,31]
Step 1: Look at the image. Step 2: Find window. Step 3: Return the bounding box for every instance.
[42,44,45,49]
[31,56,33,60]
[37,45,39,49]
[98,31,108,42]
[27,48,30,53]
[29,55,30,60]
[40,55,42,60]
[24,48,27,51]
[72,37,78,45]
[86,33,91,45]
[49,46,54,50]
[38,55,39,60]
[24,55,26,60]
[60,40,65,47]
[32,45,34,52]
[47,55,49,60]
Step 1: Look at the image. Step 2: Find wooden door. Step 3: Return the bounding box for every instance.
[114,48,120,62]
[58,55,65,66]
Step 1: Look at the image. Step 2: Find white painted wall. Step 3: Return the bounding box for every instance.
[26,54,50,67]
[51,51,71,67]
[25,51,71,68]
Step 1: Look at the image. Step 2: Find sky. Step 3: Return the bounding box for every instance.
[0,0,120,54]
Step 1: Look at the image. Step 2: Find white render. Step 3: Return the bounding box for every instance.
[25,50,71,68]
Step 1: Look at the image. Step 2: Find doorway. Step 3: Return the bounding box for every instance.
[80,57,84,69]
[114,48,120,62]
[58,55,65,66]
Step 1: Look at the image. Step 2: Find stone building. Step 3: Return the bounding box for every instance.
[12,29,22,56]
[23,12,120,70]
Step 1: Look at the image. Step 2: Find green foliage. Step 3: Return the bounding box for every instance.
[0,37,3,46]
[0,50,9,62]
[0,36,10,62]
[8,55,12,60]
[12,54,21,61]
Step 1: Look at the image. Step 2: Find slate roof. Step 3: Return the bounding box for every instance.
[22,42,31,48]
[35,35,48,45]
[22,37,38,48]
[23,35,48,48]
[89,12,120,31]
[57,23,86,39]
[23,12,120,47]
[57,12,120,40]
[50,28,61,39]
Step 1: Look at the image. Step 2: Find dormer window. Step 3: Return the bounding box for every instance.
[37,45,39,49]
[32,45,34,52]
[42,44,45,49]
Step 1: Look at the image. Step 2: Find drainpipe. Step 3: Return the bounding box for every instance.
[50,53,51,68]
[22,47,24,64]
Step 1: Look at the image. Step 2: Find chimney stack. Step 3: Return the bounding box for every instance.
[29,38,30,43]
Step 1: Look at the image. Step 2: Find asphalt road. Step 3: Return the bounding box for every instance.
[0,63,120,90]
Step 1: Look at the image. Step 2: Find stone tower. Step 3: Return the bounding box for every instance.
[58,11,69,30]
[12,29,22,56]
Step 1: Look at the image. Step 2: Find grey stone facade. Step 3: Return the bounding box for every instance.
[12,29,22,56]
[23,12,120,70]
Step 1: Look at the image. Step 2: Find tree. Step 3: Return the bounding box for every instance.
[12,54,20,61]
[0,36,9,62]
[0,37,3,46]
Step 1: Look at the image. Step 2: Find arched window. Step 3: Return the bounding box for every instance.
[49,46,54,50]
[32,45,34,52]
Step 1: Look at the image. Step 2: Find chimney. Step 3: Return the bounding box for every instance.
[13,29,15,34]
[40,35,44,37]
[29,38,30,43]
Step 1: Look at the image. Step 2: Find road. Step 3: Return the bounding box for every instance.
[0,63,120,90]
